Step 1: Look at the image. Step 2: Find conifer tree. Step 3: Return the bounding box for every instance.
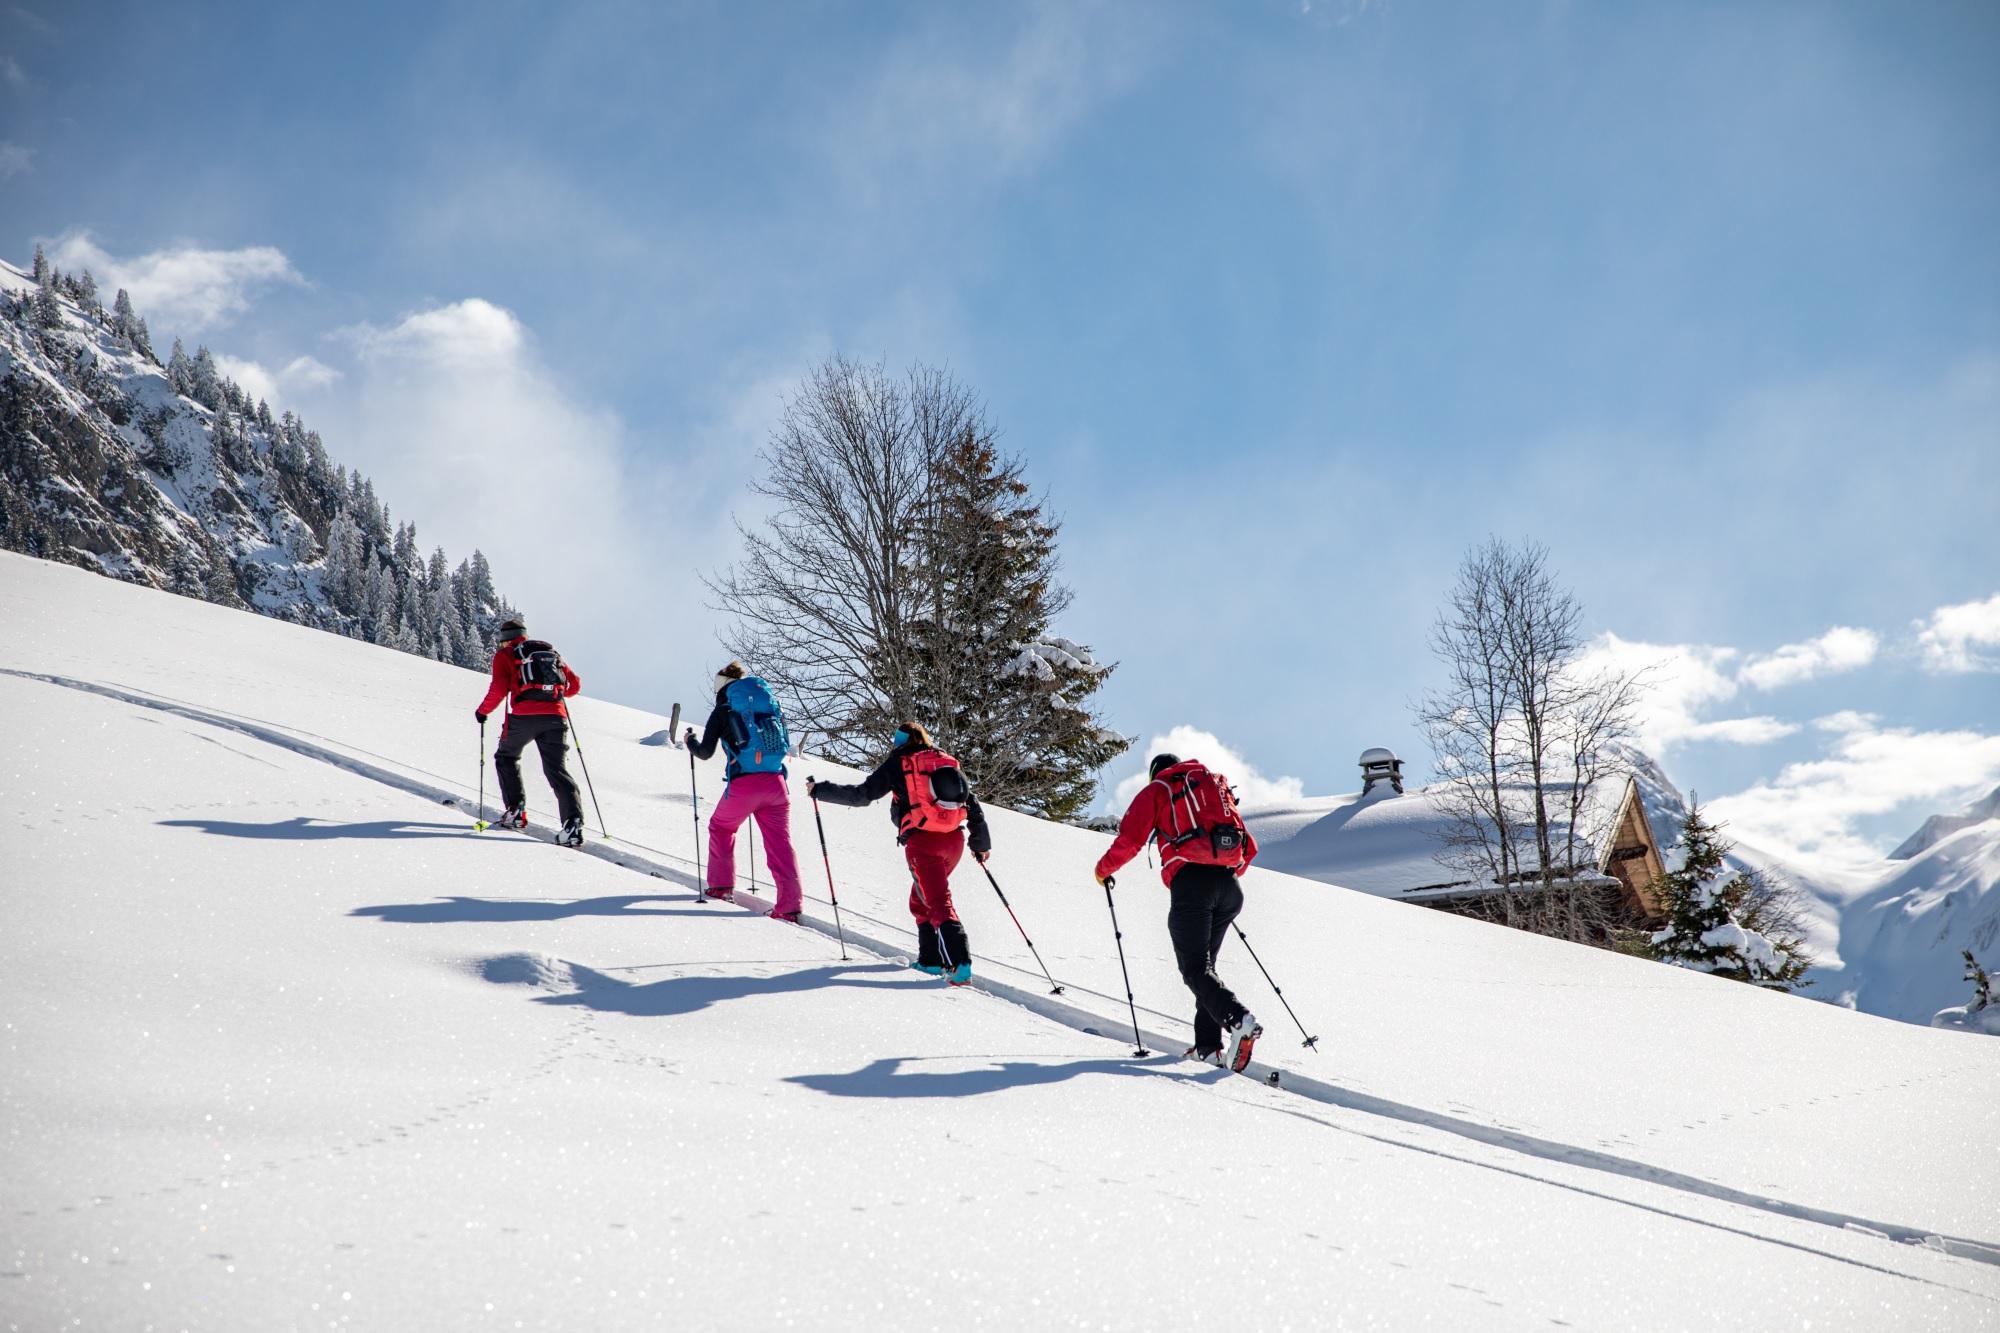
[1649,803,1809,989]
[910,428,1128,820]
[31,268,62,329]
[111,288,137,344]
[322,512,367,614]
[167,340,194,396]
[30,243,48,285]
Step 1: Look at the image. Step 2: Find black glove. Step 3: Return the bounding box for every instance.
[683,727,697,747]
[974,849,990,865]
[475,710,489,725]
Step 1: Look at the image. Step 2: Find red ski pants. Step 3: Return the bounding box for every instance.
[903,829,964,926]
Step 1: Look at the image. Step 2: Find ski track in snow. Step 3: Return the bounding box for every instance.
[8,663,1996,1279]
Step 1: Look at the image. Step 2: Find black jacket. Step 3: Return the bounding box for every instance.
[813,740,992,855]
[686,692,731,762]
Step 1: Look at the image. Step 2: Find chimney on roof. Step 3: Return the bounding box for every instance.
[1359,747,1403,796]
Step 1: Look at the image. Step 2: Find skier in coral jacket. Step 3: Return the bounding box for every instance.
[474,617,586,846]
[684,661,808,921]
[1096,752,1263,1071]
[809,722,992,984]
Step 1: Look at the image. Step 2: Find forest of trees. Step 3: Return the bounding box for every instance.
[6,243,520,669]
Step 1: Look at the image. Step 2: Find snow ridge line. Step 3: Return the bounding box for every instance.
[10,667,1997,1269]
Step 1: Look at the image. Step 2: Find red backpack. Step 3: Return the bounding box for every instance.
[1152,760,1250,870]
[898,749,970,837]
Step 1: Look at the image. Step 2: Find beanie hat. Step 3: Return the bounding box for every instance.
[1148,753,1181,781]
[713,661,746,694]
[497,617,526,641]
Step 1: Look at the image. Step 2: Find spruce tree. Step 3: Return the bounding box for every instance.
[167,340,194,396]
[111,288,137,344]
[31,271,63,329]
[31,243,48,285]
[909,429,1129,821]
[1649,803,1809,989]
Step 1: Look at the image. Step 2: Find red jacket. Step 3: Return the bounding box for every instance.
[477,642,581,719]
[1095,772,1259,888]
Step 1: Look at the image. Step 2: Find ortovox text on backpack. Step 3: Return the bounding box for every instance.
[899,749,969,837]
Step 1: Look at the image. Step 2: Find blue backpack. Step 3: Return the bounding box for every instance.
[721,676,789,776]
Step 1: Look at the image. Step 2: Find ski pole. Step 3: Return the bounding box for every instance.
[1231,921,1320,1052]
[1100,875,1149,1057]
[748,814,758,897]
[809,788,849,960]
[979,861,1063,994]
[563,705,609,837]
[474,717,488,830]
[688,744,706,902]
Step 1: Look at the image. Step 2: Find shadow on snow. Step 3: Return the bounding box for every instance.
[352,894,717,923]
[161,816,472,840]
[788,1053,1212,1099]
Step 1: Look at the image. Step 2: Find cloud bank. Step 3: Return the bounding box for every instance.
[49,232,304,335]
[1915,592,2000,674]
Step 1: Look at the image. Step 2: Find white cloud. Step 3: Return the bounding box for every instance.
[1571,633,1793,751]
[306,297,758,710]
[1914,592,2000,674]
[1813,710,1878,734]
[1738,626,1879,690]
[47,231,304,335]
[1,54,25,93]
[214,354,343,412]
[1678,716,1800,745]
[343,298,524,367]
[1709,717,2000,878]
[1109,725,1305,810]
[0,141,31,180]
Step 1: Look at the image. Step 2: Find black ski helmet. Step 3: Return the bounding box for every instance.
[1148,753,1181,780]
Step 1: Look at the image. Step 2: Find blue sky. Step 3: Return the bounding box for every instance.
[5,0,1997,872]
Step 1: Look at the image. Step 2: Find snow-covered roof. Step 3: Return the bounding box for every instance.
[1244,774,1656,903]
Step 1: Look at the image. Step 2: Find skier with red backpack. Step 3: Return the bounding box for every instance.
[807,722,992,984]
[1095,752,1263,1071]
[684,662,807,921]
[474,617,586,847]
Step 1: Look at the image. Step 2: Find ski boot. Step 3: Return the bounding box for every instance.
[767,908,802,924]
[557,817,584,848]
[703,885,735,903]
[1225,1012,1263,1073]
[944,961,972,987]
[1182,1047,1226,1068]
[498,804,528,830]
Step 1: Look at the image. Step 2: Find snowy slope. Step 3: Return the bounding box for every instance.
[4,550,1999,1330]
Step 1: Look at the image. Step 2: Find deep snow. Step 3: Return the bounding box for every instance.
[4,550,1998,1330]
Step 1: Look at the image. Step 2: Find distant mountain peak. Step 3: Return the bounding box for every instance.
[1888,784,2000,861]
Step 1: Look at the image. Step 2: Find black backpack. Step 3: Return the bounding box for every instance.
[512,639,566,701]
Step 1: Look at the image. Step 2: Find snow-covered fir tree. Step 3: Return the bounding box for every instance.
[1649,803,1809,990]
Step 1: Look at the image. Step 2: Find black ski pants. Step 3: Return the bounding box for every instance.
[495,713,583,825]
[1167,863,1249,1053]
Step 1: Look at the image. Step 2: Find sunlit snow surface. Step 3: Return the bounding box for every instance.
[3,551,1997,1330]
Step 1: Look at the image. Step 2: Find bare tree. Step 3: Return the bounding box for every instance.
[1415,538,1649,942]
[708,357,1126,810]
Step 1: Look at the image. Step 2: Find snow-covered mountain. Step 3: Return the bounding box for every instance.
[5,549,1997,1329]
[0,253,515,663]
[1839,787,2000,1024]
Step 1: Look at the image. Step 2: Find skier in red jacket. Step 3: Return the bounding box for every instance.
[1095,752,1262,1071]
[475,617,586,846]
